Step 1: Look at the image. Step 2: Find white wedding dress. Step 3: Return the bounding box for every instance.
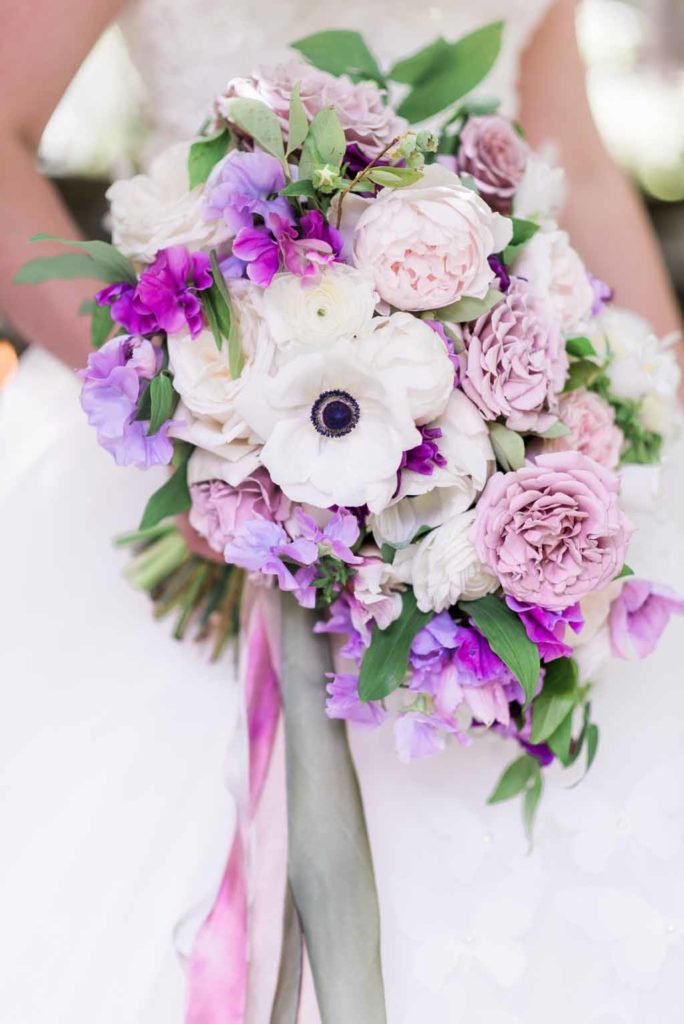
[2,1,684,1022]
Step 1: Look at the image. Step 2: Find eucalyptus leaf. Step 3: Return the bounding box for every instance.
[366,166,424,188]
[459,595,540,703]
[488,421,526,471]
[433,288,503,323]
[280,596,387,1023]
[388,37,450,85]
[287,83,310,156]
[358,590,431,702]
[147,373,176,436]
[139,446,192,530]
[292,30,384,84]
[221,98,286,167]
[566,335,597,359]
[188,128,231,188]
[397,22,504,122]
[487,754,537,804]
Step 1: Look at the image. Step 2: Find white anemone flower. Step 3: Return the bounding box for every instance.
[369,390,494,547]
[262,264,377,351]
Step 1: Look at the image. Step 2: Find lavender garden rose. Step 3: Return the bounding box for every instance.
[189,468,291,554]
[472,452,633,610]
[459,278,568,432]
[455,115,529,214]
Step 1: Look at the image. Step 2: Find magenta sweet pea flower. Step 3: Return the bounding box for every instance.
[505,597,584,662]
[231,226,281,286]
[609,579,684,660]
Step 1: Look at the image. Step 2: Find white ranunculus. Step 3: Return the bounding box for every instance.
[262,265,376,351]
[513,152,566,226]
[352,163,512,312]
[235,339,421,510]
[370,390,494,547]
[514,229,594,336]
[589,306,681,413]
[393,509,498,613]
[107,142,231,264]
[361,313,455,425]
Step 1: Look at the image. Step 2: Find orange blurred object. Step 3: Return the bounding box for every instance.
[0,341,19,390]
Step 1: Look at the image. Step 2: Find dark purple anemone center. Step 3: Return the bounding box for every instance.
[310,389,360,439]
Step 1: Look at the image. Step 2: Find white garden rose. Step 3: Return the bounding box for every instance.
[261,265,376,351]
[171,403,261,485]
[352,163,512,312]
[589,306,680,415]
[361,313,455,425]
[514,229,594,335]
[513,152,566,226]
[369,390,494,547]
[393,509,498,613]
[107,142,231,263]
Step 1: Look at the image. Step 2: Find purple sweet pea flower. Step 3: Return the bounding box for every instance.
[78,334,174,469]
[488,254,511,293]
[588,272,614,317]
[223,519,301,589]
[293,508,362,565]
[325,673,388,728]
[97,246,212,338]
[394,710,463,763]
[609,579,684,660]
[300,210,343,258]
[291,566,319,609]
[204,149,294,234]
[400,426,447,477]
[278,214,339,278]
[505,597,584,662]
[232,226,281,286]
[424,320,461,385]
[493,711,555,767]
[314,593,368,662]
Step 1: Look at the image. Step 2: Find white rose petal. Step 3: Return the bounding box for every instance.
[513,152,567,226]
[107,142,231,263]
[393,510,498,613]
[514,229,594,336]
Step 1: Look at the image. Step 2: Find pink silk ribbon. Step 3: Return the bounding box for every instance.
[185,587,282,1024]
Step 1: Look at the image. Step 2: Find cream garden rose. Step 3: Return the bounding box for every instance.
[352,164,512,312]
[107,142,231,263]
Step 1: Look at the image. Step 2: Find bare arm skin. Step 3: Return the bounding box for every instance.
[519,0,682,339]
[0,0,124,369]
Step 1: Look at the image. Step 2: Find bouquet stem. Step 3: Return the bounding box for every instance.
[278,594,386,1023]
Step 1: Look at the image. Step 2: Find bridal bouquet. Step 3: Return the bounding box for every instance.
[18,23,683,831]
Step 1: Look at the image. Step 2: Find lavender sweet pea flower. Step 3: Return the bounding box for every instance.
[99,419,176,468]
[293,508,362,565]
[609,579,684,660]
[223,519,302,589]
[291,566,319,609]
[325,673,388,728]
[204,149,294,234]
[588,272,614,317]
[232,226,281,286]
[505,597,584,662]
[394,711,462,763]
[314,593,368,662]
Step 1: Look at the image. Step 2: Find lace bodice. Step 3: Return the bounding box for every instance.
[120,0,555,156]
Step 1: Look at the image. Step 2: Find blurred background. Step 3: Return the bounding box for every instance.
[1,0,683,357]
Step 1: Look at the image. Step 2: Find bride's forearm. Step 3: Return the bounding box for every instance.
[0,133,92,369]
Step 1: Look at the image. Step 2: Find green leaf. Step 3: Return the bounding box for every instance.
[299,107,346,181]
[287,83,310,156]
[188,127,231,188]
[523,766,543,845]
[459,595,541,703]
[380,544,395,564]
[616,564,635,579]
[548,710,574,767]
[487,754,537,804]
[210,250,243,378]
[388,37,451,85]
[202,291,223,351]
[358,590,431,702]
[566,335,597,359]
[509,217,540,247]
[567,701,591,768]
[488,422,526,471]
[586,723,600,773]
[280,179,317,197]
[292,30,384,84]
[80,300,115,349]
[530,657,579,744]
[433,288,503,324]
[139,446,192,530]
[148,373,176,435]
[397,22,504,122]
[221,98,286,167]
[23,234,135,283]
[564,359,603,392]
[366,166,424,188]
[460,96,502,116]
[538,420,571,440]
